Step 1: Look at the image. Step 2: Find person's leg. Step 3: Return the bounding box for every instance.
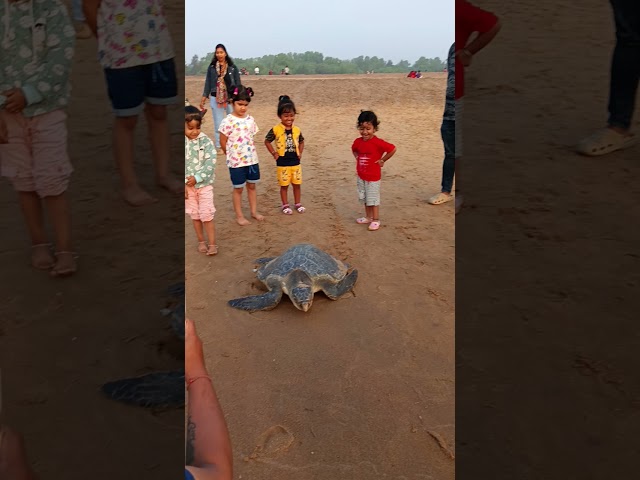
[104,66,156,205]
[608,0,640,132]
[145,104,182,194]
[229,167,250,225]
[429,119,455,205]
[367,181,382,230]
[280,186,289,206]
[202,221,217,254]
[246,183,264,221]
[246,164,264,221]
[356,177,370,223]
[210,100,225,149]
[30,110,75,275]
[144,59,181,194]
[292,184,301,205]
[71,0,91,39]
[198,185,217,254]
[17,192,55,268]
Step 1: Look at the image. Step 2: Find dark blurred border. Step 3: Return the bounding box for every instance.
[457,1,639,478]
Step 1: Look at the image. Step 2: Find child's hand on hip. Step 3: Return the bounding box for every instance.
[377,159,386,166]
[2,89,26,114]
[185,186,189,199]
[186,176,196,187]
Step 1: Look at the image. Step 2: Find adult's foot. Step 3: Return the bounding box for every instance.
[157,176,184,196]
[577,126,636,156]
[31,244,55,270]
[428,192,454,205]
[251,212,265,222]
[236,217,251,226]
[122,186,158,206]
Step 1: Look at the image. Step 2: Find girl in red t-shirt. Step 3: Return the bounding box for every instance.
[351,111,397,231]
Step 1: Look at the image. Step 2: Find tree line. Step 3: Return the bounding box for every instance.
[185,51,446,76]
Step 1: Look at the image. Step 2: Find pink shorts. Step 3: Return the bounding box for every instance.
[0,109,73,197]
[185,184,215,222]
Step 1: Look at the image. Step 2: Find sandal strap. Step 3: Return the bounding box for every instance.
[54,251,79,259]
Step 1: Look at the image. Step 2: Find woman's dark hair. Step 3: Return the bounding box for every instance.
[230,85,255,103]
[357,110,379,130]
[209,43,235,67]
[185,105,203,124]
[277,95,297,116]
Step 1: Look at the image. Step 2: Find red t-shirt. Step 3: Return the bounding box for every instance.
[455,0,498,99]
[352,136,396,182]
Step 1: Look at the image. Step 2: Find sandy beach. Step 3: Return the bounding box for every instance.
[186,73,455,479]
[0,1,185,478]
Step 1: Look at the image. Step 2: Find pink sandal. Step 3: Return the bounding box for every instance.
[282,204,293,215]
[356,217,371,224]
[368,221,381,231]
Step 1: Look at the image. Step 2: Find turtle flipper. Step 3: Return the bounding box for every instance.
[101,370,185,408]
[255,257,276,266]
[228,288,283,312]
[321,269,358,300]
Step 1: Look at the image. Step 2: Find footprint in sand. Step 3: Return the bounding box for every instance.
[248,425,294,460]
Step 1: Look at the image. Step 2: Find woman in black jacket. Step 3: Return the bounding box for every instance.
[199,44,242,149]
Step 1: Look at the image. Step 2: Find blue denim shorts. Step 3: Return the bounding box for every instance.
[103,58,178,117]
[229,164,260,188]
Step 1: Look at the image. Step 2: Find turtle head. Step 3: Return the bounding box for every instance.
[287,270,314,312]
[290,285,313,312]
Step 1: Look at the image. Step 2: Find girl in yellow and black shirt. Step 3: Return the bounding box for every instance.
[264,95,306,214]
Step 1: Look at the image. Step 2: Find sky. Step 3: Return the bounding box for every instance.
[185,0,454,64]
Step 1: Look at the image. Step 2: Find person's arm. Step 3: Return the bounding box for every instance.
[185,319,233,480]
[456,4,501,66]
[83,0,100,37]
[264,129,278,160]
[197,137,216,184]
[298,132,304,160]
[4,5,75,112]
[219,134,228,156]
[201,69,211,108]
[378,147,397,166]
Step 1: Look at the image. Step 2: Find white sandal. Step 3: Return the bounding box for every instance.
[577,128,636,156]
[428,192,454,205]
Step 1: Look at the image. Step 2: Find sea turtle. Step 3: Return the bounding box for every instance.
[101,283,185,408]
[228,244,358,312]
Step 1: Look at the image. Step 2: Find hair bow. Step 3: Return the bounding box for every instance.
[233,87,238,95]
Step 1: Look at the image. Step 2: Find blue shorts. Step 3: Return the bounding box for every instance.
[103,58,178,117]
[229,164,260,188]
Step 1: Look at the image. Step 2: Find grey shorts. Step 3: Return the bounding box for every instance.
[357,178,381,206]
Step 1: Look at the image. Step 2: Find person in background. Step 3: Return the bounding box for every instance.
[71,0,91,39]
[185,318,233,480]
[577,1,639,156]
[84,0,182,206]
[284,65,290,75]
[254,66,259,75]
[199,44,242,151]
[428,43,456,207]
[454,0,501,214]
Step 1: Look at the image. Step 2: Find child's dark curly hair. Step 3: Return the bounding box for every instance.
[185,105,202,124]
[277,95,297,116]
[357,110,380,130]
[230,85,255,103]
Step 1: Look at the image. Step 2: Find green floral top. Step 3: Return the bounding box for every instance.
[0,0,75,117]
[185,132,216,187]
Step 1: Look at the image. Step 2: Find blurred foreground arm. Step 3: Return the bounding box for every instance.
[185,319,233,480]
[0,425,38,480]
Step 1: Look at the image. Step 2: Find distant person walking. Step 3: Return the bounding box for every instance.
[254,66,260,75]
[284,65,290,75]
[577,1,639,156]
[199,44,242,150]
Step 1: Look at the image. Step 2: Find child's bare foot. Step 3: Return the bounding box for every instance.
[50,252,77,277]
[251,212,265,221]
[31,244,55,270]
[206,244,218,256]
[157,176,184,196]
[236,217,251,226]
[122,186,158,206]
